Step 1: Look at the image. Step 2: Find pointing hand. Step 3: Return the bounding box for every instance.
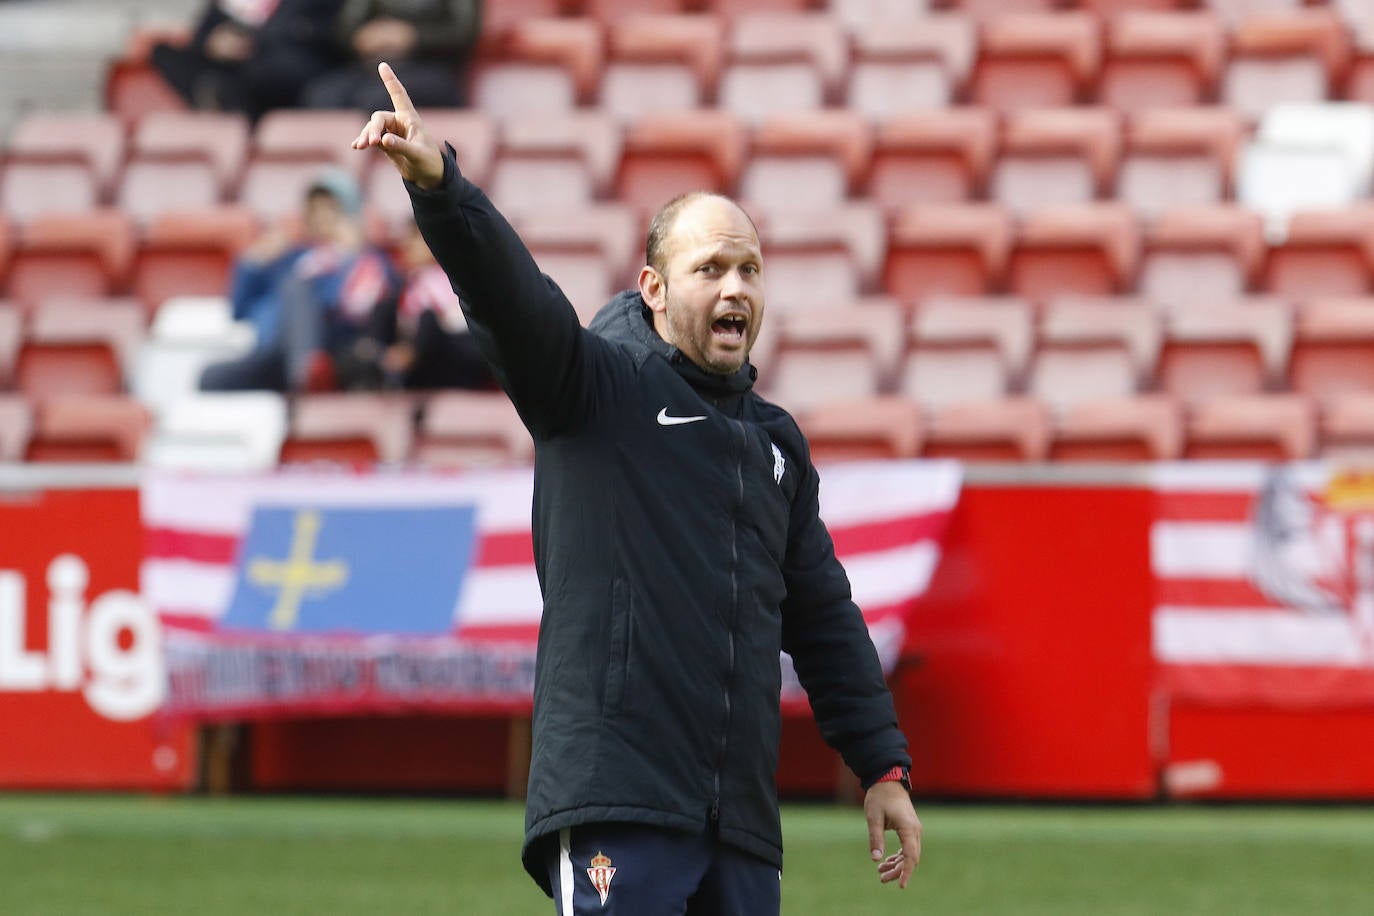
[351,61,445,190]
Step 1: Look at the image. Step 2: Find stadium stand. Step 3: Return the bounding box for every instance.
[1048,395,1184,462]
[599,15,719,123]
[8,0,1374,466]
[279,394,416,466]
[6,211,135,314]
[414,391,535,468]
[24,395,150,463]
[1098,11,1227,112]
[796,395,923,461]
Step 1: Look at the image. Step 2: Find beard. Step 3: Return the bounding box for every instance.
[662,286,753,376]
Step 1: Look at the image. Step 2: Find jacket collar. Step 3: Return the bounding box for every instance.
[589,290,758,397]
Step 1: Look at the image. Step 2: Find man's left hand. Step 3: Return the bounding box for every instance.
[864,781,922,889]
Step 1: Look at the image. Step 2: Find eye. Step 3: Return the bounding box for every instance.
[697,262,719,275]
[741,263,760,276]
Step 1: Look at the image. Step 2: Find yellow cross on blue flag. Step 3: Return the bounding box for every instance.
[221,505,477,635]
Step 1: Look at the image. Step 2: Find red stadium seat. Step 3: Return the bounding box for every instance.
[1345,21,1374,106]
[1207,0,1308,27]
[29,297,145,378]
[765,301,905,412]
[512,204,640,289]
[252,110,363,174]
[471,18,599,120]
[756,203,886,303]
[970,13,1101,113]
[487,112,621,216]
[1262,209,1374,300]
[24,395,150,463]
[796,396,922,462]
[741,111,872,213]
[1008,204,1141,302]
[903,296,1033,408]
[5,111,126,199]
[1288,298,1374,404]
[991,107,1122,213]
[1080,0,1198,14]
[279,394,416,466]
[0,303,20,389]
[585,0,687,18]
[7,211,135,314]
[865,108,997,209]
[1318,392,1374,460]
[615,112,747,215]
[1140,205,1266,310]
[831,0,938,30]
[920,397,1051,462]
[599,15,723,122]
[1184,393,1315,460]
[0,218,10,286]
[0,394,32,462]
[949,0,1057,18]
[1223,10,1351,122]
[479,0,562,35]
[1099,12,1226,112]
[1117,107,1245,217]
[730,13,848,99]
[117,160,222,227]
[104,26,190,123]
[846,16,975,119]
[1030,297,1162,410]
[1050,395,1183,462]
[699,0,815,13]
[415,391,534,469]
[1157,298,1293,406]
[129,111,250,199]
[132,207,259,315]
[0,162,98,224]
[884,204,1013,302]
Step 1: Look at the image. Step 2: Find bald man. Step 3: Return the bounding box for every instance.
[356,63,921,915]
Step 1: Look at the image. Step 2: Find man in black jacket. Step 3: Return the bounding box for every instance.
[354,63,921,914]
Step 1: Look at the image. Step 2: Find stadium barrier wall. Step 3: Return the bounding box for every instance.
[4,464,1374,798]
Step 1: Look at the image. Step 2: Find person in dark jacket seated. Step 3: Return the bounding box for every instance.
[151,0,344,122]
[303,0,481,111]
[354,63,922,915]
[334,221,495,391]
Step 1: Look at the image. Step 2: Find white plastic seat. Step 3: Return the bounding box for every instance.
[144,391,287,471]
[151,296,256,349]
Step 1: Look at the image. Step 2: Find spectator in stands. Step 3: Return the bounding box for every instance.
[151,0,345,122]
[335,222,496,391]
[200,168,399,393]
[303,0,482,111]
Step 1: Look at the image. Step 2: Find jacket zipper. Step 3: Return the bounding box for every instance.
[711,418,747,825]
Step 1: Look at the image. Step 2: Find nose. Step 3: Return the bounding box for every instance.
[720,266,749,303]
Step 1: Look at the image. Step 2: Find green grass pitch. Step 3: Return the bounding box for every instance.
[3,795,1373,914]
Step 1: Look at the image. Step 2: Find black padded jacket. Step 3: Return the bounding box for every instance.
[406,148,911,895]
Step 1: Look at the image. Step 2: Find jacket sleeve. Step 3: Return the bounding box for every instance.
[405,146,596,437]
[780,443,912,786]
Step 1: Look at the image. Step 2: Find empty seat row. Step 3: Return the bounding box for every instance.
[3,388,1370,466]
[15,201,1374,318]
[12,292,1374,419]
[101,8,1374,127]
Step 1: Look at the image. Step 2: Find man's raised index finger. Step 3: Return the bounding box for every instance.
[378,61,417,114]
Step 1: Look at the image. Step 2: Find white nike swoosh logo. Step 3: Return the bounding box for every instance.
[657,408,707,426]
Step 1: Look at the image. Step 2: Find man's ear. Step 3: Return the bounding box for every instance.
[639,265,666,315]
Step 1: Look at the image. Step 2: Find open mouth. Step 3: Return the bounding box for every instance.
[711,314,747,342]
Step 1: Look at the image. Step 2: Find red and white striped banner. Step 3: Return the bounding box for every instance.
[143,461,960,716]
[1153,463,1374,706]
